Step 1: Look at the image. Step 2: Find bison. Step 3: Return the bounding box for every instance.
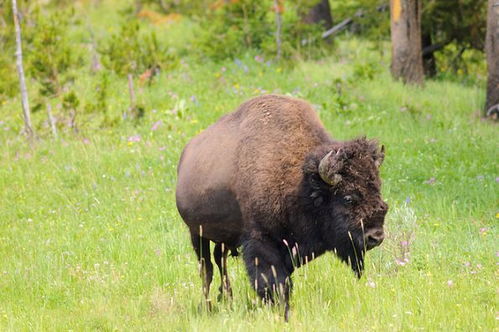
[176,94,388,319]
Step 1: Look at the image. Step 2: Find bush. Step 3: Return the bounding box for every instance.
[194,0,328,61]
[99,20,178,78]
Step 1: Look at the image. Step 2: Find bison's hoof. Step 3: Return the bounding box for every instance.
[217,287,233,302]
[198,299,213,312]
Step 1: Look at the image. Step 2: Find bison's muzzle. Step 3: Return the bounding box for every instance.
[364,227,385,250]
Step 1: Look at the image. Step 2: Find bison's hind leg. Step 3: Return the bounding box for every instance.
[214,243,232,301]
[190,232,213,309]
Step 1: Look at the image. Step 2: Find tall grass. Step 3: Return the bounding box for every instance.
[0,1,496,330]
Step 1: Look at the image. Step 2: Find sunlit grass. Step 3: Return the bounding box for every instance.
[0,1,497,330]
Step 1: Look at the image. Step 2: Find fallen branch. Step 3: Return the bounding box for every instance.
[422,42,448,57]
[322,4,388,40]
[322,17,354,39]
[322,10,364,39]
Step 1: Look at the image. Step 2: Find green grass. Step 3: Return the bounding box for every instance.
[0,1,497,330]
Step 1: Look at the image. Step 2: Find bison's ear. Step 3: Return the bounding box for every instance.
[374,145,385,168]
[318,149,347,186]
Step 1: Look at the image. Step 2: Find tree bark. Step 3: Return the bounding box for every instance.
[303,0,333,30]
[274,0,283,60]
[12,0,33,138]
[485,0,499,117]
[46,103,57,139]
[126,73,136,119]
[390,0,424,85]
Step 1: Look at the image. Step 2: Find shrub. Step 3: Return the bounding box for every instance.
[194,0,328,61]
[99,20,178,78]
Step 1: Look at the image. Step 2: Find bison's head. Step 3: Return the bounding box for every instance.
[302,138,388,277]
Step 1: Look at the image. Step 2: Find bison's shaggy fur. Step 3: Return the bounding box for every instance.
[176,95,387,318]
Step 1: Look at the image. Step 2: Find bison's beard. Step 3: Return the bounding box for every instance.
[328,223,366,278]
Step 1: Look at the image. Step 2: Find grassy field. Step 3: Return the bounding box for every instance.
[1,1,497,331]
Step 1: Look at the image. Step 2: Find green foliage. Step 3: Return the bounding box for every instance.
[194,0,328,61]
[26,10,81,98]
[99,20,178,76]
[351,60,380,81]
[422,0,487,76]
[62,90,80,110]
[0,52,18,104]
[85,72,110,116]
[135,0,210,16]
[422,0,487,51]
[331,0,390,40]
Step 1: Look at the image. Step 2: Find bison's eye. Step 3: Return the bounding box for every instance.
[344,195,353,205]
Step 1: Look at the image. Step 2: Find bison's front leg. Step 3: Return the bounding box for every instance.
[243,236,293,321]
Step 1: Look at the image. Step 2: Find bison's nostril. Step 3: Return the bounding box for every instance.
[365,231,384,249]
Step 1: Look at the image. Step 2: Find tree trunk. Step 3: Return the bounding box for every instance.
[126,73,136,119]
[422,32,437,77]
[390,0,424,85]
[274,0,283,60]
[485,0,499,117]
[47,103,57,139]
[12,0,33,138]
[303,0,333,30]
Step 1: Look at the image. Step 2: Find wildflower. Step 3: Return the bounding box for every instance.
[395,257,409,266]
[158,146,166,151]
[447,280,454,287]
[151,120,162,131]
[82,138,91,144]
[190,95,198,105]
[128,135,141,143]
[254,55,264,63]
[400,240,409,247]
[464,262,471,267]
[366,280,376,288]
[479,227,489,236]
[405,196,411,204]
[424,177,436,185]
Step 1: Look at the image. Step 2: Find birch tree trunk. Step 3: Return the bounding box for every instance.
[485,0,499,117]
[12,0,33,137]
[274,0,283,60]
[390,0,424,85]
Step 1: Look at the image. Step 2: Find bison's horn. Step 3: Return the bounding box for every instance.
[318,149,344,186]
